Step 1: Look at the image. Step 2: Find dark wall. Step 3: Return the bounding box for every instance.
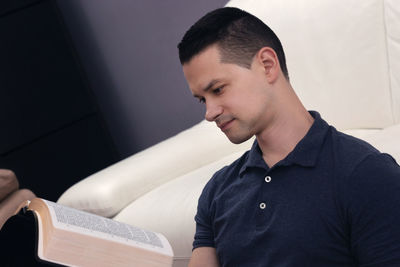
[56,0,228,158]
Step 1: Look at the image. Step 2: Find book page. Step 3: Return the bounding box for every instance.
[44,200,172,256]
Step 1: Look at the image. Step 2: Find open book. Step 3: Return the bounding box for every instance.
[17,198,173,267]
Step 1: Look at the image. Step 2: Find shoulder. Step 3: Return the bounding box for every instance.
[195,150,250,224]
[324,127,400,199]
[348,152,400,190]
[334,135,400,215]
[327,127,383,174]
[330,127,380,159]
[198,150,250,202]
[328,126,400,184]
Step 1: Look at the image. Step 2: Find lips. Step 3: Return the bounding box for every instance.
[217,119,235,131]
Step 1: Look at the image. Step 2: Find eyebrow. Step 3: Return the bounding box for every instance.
[193,79,219,98]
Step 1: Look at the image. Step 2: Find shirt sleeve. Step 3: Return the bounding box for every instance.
[347,153,400,266]
[193,178,216,250]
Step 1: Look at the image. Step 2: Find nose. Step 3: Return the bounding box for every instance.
[205,100,223,122]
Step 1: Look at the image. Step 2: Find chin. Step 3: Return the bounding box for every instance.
[226,134,253,145]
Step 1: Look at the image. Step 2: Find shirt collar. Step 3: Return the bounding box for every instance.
[239,111,329,177]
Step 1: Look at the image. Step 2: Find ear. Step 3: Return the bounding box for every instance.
[255,47,280,83]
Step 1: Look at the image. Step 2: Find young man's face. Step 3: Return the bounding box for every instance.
[183,45,276,144]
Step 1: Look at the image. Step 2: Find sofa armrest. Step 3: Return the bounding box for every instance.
[57,120,253,217]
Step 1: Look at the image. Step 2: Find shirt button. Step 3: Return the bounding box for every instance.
[259,202,266,209]
[265,176,272,183]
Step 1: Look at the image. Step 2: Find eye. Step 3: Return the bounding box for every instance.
[198,97,206,104]
[213,86,224,94]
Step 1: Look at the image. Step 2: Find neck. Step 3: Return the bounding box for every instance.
[256,86,314,167]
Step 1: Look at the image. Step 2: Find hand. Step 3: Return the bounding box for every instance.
[0,169,19,201]
[0,169,35,228]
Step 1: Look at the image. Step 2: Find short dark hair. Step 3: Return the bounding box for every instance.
[178,7,289,80]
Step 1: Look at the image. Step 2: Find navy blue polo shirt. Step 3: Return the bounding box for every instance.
[193,111,400,266]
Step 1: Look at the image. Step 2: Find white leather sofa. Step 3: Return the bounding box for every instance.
[58,1,400,266]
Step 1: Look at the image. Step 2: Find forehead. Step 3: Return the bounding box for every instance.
[183,45,221,77]
[182,45,227,91]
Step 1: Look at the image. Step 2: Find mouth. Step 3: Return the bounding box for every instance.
[217,119,235,132]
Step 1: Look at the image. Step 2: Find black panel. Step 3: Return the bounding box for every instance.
[0,115,117,201]
[0,0,41,17]
[0,0,96,154]
[0,0,119,201]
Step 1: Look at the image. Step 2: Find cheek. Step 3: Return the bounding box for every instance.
[226,78,269,114]
[227,93,250,112]
[242,92,271,120]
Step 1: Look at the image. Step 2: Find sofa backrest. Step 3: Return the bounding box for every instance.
[227,0,400,130]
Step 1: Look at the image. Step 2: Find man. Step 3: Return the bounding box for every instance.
[178,7,400,267]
